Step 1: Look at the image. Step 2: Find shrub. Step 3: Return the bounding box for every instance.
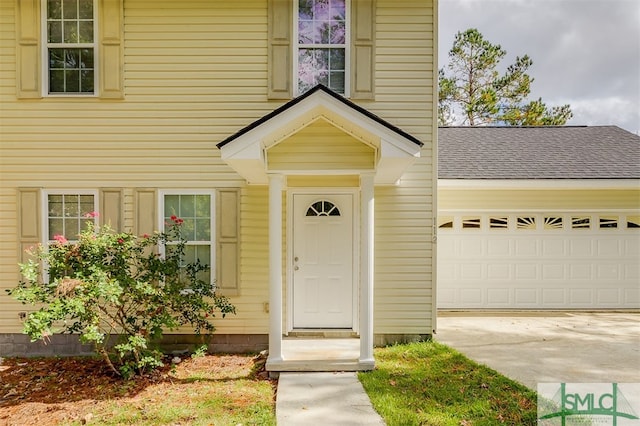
[8,215,236,378]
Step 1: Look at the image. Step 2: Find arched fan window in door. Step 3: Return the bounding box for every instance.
[306,200,341,217]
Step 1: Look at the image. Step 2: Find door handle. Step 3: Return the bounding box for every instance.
[294,266,299,271]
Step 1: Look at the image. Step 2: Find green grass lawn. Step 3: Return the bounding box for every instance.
[359,341,538,426]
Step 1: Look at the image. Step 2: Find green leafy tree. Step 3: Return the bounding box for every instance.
[439,28,572,126]
[8,216,236,378]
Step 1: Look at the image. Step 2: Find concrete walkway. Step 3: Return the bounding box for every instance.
[435,312,640,389]
[276,372,385,425]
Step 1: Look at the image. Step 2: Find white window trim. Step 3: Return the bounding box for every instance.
[40,189,99,284]
[40,0,99,97]
[293,0,351,97]
[41,189,99,245]
[158,190,217,284]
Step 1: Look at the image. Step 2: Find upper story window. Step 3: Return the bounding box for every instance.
[296,0,348,95]
[44,0,96,95]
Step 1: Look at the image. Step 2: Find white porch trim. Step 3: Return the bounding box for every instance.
[359,173,375,367]
[218,86,424,372]
[218,86,421,186]
[268,173,284,364]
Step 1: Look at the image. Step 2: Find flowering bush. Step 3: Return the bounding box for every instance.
[8,215,236,378]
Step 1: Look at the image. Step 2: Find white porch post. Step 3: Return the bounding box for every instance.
[359,173,375,366]
[268,173,284,363]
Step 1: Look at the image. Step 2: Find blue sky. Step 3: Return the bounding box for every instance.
[439,0,640,134]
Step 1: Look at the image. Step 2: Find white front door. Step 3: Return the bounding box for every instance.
[292,193,354,328]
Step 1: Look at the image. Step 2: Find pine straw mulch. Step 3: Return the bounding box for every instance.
[0,353,275,426]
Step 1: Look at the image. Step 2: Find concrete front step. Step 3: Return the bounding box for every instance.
[286,330,358,338]
[266,358,373,372]
[265,337,375,372]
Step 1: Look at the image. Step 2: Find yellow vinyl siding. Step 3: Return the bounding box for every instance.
[373,0,435,131]
[0,187,22,333]
[0,0,436,337]
[439,189,640,211]
[0,0,15,101]
[267,120,376,171]
[371,0,437,334]
[374,164,434,335]
[287,175,360,187]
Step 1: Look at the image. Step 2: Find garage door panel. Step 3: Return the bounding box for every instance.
[487,288,510,304]
[514,288,538,305]
[542,264,565,279]
[542,239,566,257]
[460,239,483,256]
[625,238,640,256]
[597,289,620,304]
[460,288,483,304]
[569,289,594,305]
[596,264,619,280]
[569,239,594,256]
[440,263,456,280]
[624,288,640,304]
[487,239,510,256]
[542,288,565,304]
[439,288,455,305]
[596,239,622,257]
[624,263,640,280]
[569,264,592,280]
[440,238,456,256]
[461,264,483,280]
[438,212,639,310]
[487,263,510,280]
[515,239,538,256]
[515,264,538,279]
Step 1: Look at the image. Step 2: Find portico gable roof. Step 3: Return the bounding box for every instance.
[217,85,423,185]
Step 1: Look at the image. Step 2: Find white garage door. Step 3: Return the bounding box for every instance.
[438,212,640,309]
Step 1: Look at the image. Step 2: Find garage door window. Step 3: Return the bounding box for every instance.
[489,217,508,229]
[438,213,639,231]
[438,216,453,228]
[571,216,591,229]
[516,216,536,230]
[544,216,563,230]
[462,217,481,229]
[599,216,618,229]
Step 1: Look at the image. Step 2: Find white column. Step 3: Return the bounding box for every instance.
[359,173,375,366]
[268,174,284,363]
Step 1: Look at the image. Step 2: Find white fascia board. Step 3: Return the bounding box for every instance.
[221,90,421,159]
[438,179,640,190]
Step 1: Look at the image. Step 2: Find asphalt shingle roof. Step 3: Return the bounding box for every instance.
[438,125,640,179]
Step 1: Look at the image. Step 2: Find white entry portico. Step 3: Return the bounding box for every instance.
[217,85,422,371]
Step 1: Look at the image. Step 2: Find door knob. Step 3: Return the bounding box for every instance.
[294,256,299,262]
[294,266,299,271]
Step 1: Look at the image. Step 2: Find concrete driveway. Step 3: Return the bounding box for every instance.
[434,312,640,389]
